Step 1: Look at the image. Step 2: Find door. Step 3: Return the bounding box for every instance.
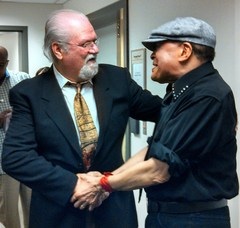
[0,26,28,73]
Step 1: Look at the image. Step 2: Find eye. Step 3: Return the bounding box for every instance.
[58,38,99,50]
[81,39,99,49]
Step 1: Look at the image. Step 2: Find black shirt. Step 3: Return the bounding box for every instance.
[146,62,238,202]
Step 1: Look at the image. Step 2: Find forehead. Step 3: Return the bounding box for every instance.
[74,23,96,38]
[60,13,96,38]
[0,53,8,61]
[73,24,96,42]
[68,22,97,42]
[155,41,181,51]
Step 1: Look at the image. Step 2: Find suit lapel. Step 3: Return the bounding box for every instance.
[40,71,81,155]
[93,68,113,153]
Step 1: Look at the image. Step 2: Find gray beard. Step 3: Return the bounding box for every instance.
[78,62,99,81]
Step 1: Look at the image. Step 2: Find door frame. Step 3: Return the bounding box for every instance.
[87,0,131,159]
[0,26,28,73]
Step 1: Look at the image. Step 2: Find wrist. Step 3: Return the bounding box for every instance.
[99,174,113,193]
[103,172,113,177]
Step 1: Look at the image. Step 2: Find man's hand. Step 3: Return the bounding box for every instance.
[70,172,110,211]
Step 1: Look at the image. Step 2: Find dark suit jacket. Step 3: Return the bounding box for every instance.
[2,64,162,228]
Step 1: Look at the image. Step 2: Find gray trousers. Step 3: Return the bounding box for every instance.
[0,175,31,228]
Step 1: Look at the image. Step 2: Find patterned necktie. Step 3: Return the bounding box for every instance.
[70,82,98,171]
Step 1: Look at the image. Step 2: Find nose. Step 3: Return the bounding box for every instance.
[88,44,99,54]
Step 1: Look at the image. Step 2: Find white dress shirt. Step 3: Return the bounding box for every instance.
[53,66,100,145]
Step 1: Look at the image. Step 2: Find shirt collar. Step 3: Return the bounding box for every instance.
[5,69,10,78]
[172,62,214,101]
[53,65,93,89]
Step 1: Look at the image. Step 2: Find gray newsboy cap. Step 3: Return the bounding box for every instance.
[142,17,216,51]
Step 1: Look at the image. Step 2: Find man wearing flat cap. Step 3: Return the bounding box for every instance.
[69,17,238,227]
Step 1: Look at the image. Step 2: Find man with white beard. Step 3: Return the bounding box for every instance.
[2,9,162,228]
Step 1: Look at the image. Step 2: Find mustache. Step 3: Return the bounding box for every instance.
[85,54,97,63]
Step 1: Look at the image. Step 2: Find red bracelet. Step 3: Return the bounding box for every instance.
[100,175,113,193]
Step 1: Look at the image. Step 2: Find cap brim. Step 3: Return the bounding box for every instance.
[142,38,166,51]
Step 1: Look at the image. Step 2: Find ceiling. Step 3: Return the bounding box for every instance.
[0,0,69,4]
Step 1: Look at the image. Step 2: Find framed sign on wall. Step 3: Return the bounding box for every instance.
[131,48,146,89]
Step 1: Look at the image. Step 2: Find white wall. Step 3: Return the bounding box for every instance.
[0,2,62,76]
[63,0,117,14]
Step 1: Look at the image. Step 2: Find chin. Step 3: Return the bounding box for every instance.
[79,63,99,81]
[151,75,165,84]
[151,75,158,82]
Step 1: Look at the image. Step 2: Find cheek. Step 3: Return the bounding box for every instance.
[0,69,5,76]
[156,51,176,72]
[70,55,85,67]
[156,51,169,63]
[68,49,87,62]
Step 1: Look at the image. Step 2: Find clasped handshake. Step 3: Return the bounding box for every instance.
[70,171,113,211]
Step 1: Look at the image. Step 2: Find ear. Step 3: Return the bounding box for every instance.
[179,42,192,62]
[51,42,64,60]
